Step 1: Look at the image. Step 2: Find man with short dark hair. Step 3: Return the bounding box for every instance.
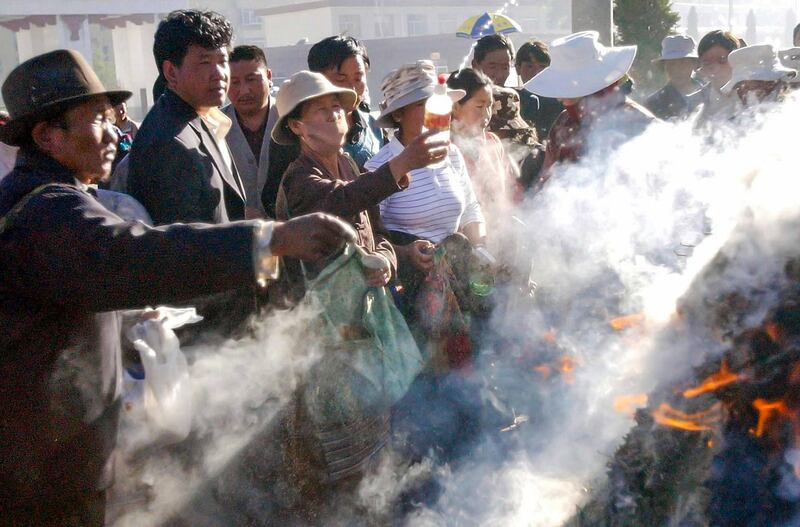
[129,9,245,225]
[223,45,277,218]
[262,35,383,217]
[0,49,355,527]
[516,39,564,139]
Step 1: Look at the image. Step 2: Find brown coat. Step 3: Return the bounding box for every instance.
[276,152,401,274]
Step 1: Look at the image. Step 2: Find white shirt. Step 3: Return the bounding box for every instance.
[365,136,484,244]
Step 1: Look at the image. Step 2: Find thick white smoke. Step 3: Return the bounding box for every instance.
[392,94,800,526]
[110,93,800,526]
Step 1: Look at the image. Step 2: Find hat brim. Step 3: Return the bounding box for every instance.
[374,87,465,129]
[271,87,358,145]
[720,67,797,94]
[0,89,132,146]
[523,45,637,99]
[652,54,698,63]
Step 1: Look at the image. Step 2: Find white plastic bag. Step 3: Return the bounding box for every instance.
[125,307,202,445]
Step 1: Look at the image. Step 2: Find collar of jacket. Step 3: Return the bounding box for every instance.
[0,148,79,217]
[161,88,202,121]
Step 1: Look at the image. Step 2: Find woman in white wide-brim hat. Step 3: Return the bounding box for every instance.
[365,60,485,274]
[720,44,797,107]
[523,31,655,184]
[644,35,705,120]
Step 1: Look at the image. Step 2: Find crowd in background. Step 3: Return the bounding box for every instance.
[0,8,798,526]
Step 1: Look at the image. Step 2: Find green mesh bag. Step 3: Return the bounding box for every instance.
[301,243,424,428]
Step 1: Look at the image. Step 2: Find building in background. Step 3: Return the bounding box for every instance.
[673,0,799,48]
[0,0,571,114]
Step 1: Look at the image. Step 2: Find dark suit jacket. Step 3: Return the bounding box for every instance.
[0,149,257,526]
[644,81,705,121]
[128,89,246,225]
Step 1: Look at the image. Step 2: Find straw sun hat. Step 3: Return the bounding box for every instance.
[375,60,465,128]
[272,70,358,145]
[523,31,637,99]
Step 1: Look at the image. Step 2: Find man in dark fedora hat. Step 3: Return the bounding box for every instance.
[0,49,355,526]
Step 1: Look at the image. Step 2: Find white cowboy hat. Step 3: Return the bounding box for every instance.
[375,60,465,129]
[523,31,637,99]
[720,44,797,94]
[779,47,800,81]
[652,35,698,63]
[271,70,357,145]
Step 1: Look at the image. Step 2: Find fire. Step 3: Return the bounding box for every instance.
[559,356,577,384]
[682,360,741,399]
[542,329,557,344]
[613,394,649,416]
[609,313,645,331]
[752,398,792,438]
[765,322,781,343]
[533,364,552,379]
[651,402,722,432]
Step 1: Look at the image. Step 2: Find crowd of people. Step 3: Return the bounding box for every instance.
[0,8,798,525]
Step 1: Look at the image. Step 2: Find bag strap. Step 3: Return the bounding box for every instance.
[0,183,75,237]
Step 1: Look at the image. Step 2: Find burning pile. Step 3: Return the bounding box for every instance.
[574,243,800,525]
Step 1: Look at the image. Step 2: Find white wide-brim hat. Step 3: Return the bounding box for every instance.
[779,47,800,81]
[375,60,465,129]
[652,34,698,63]
[720,44,797,94]
[523,31,637,99]
[272,70,358,145]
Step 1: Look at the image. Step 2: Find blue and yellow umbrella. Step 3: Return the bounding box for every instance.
[456,12,522,39]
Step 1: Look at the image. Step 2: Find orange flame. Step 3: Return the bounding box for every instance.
[651,402,722,432]
[609,313,645,331]
[613,394,649,416]
[559,356,577,384]
[765,322,781,343]
[752,399,792,437]
[682,361,741,399]
[542,329,557,345]
[533,364,553,379]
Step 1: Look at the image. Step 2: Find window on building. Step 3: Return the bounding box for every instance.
[439,15,457,35]
[407,14,428,36]
[374,14,395,38]
[339,14,362,37]
[241,9,263,29]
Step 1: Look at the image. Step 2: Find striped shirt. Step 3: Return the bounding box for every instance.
[365,137,485,244]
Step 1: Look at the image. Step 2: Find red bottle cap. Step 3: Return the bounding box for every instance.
[438,73,447,85]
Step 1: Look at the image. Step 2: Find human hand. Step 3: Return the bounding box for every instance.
[389,130,450,183]
[270,213,357,261]
[407,239,435,272]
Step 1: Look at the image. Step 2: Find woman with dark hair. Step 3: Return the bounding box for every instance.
[696,29,746,123]
[447,68,519,230]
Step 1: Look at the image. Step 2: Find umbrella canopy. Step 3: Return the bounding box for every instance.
[456,12,522,39]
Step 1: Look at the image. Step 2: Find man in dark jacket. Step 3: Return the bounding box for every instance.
[645,35,704,120]
[0,49,354,527]
[129,10,245,225]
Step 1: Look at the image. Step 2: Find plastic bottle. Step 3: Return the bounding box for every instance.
[424,73,453,141]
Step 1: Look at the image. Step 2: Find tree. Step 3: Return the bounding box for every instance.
[614,0,680,96]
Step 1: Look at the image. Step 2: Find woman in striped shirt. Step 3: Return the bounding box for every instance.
[366,61,486,274]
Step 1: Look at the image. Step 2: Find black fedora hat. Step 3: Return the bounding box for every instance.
[0,49,132,146]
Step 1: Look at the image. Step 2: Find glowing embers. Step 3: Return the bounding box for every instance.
[651,402,723,432]
[533,355,579,384]
[682,360,742,399]
[751,398,794,438]
[609,313,645,331]
[613,393,649,416]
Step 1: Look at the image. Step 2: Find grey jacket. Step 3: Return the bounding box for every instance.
[222,98,278,215]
